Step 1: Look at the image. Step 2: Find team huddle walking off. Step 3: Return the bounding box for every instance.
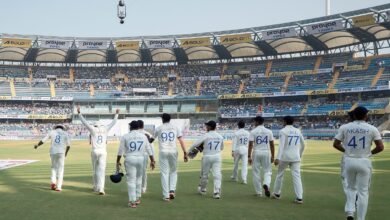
[34,106,384,219]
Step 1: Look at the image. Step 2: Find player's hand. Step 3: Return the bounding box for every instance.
[116,109,120,114]
[183,152,189,163]
[34,145,38,149]
[150,161,156,170]
[274,159,279,166]
[248,157,252,165]
[271,157,274,163]
[231,151,235,158]
[77,106,81,114]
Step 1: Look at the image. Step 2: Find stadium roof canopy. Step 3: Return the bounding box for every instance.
[1,3,390,65]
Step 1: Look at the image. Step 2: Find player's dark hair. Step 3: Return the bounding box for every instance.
[283,116,294,125]
[129,121,139,131]
[54,125,65,130]
[254,116,264,125]
[353,106,368,120]
[162,113,171,123]
[137,120,144,129]
[237,120,245,129]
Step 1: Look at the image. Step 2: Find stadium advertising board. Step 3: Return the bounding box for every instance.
[328,109,385,117]
[307,89,338,96]
[132,88,157,93]
[345,65,364,71]
[146,40,172,49]
[316,68,333,74]
[78,40,108,50]
[0,96,11,100]
[306,20,344,35]
[0,115,70,120]
[352,14,376,27]
[1,38,31,48]
[199,76,220,81]
[220,34,252,45]
[270,69,313,77]
[115,41,139,50]
[262,28,296,40]
[40,40,70,49]
[180,37,210,47]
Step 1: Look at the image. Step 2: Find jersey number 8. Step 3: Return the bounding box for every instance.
[54,135,61,144]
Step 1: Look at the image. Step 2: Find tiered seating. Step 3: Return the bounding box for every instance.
[0,81,11,96]
[287,72,332,91]
[245,76,285,93]
[200,79,240,95]
[271,56,316,72]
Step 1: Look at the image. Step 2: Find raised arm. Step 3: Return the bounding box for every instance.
[106,109,120,131]
[77,107,94,132]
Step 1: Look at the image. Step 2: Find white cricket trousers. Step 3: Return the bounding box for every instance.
[341,155,357,197]
[142,155,148,191]
[344,157,372,220]
[91,150,107,192]
[159,151,178,199]
[50,153,65,190]
[252,150,272,195]
[232,150,248,182]
[273,161,303,199]
[124,156,144,202]
[200,155,222,194]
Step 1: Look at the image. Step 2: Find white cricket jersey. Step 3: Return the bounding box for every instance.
[141,129,155,155]
[335,120,382,158]
[249,125,274,152]
[232,129,250,154]
[154,123,183,153]
[277,125,305,162]
[79,113,118,152]
[190,131,224,156]
[42,129,71,155]
[118,130,153,157]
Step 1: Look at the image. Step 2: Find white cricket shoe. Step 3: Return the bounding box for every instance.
[213,193,221,199]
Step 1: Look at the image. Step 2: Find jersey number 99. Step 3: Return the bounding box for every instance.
[161,132,175,142]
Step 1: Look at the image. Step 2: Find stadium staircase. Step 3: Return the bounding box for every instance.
[328,70,340,89]
[265,61,272,77]
[28,67,33,82]
[90,84,95,97]
[221,64,228,79]
[363,56,372,69]
[281,73,292,92]
[301,103,308,116]
[237,80,245,95]
[371,67,385,87]
[313,56,322,73]
[196,80,202,96]
[49,81,56,97]
[69,68,75,82]
[168,82,174,96]
[9,79,16,97]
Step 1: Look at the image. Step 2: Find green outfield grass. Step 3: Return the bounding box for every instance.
[0,140,388,220]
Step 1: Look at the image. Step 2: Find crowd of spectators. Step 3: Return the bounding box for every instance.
[0,102,72,115]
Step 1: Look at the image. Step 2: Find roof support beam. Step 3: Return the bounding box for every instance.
[254,41,278,56]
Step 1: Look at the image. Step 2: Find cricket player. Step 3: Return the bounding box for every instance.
[117,121,156,208]
[137,120,155,194]
[230,120,250,184]
[248,116,275,197]
[77,107,119,195]
[272,116,305,204]
[154,113,188,201]
[34,124,71,192]
[333,106,384,220]
[189,120,224,199]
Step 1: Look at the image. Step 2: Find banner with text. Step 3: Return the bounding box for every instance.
[352,14,375,27]
[262,28,296,40]
[306,20,344,35]
[40,40,71,49]
[220,33,252,45]
[78,40,108,50]
[1,38,31,48]
[115,41,139,50]
[146,40,172,49]
[180,37,211,47]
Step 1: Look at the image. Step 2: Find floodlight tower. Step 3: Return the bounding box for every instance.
[326,0,331,16]
[117,0,126,24]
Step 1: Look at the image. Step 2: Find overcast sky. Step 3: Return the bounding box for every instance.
[0,0,389,38]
